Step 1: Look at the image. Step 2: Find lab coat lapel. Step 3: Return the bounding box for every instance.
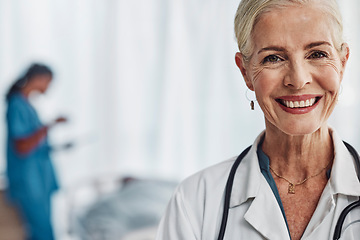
[244,178,290,240]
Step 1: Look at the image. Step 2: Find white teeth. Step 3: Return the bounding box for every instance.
[282,98,317,108]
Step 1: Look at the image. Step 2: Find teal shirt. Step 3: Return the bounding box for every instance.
[6,93,58,202]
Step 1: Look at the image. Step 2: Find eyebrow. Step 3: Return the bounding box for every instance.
[304,41,332,50]
[257,41,333,55]
[257,46,285,54]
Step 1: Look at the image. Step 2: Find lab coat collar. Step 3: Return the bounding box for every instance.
[229,131,265,208]
[329,128,360,196]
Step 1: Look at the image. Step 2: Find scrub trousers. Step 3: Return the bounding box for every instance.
[15,191,55,240]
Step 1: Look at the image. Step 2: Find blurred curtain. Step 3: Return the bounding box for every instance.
[0,0,359,186]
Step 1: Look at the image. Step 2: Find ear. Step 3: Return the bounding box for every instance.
[339,43,350,81]
[235,52,254,91]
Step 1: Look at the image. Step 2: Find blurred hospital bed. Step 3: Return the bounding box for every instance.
[52,175,177,240]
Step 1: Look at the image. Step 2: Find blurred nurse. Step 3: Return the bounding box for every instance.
[5,63,67,240]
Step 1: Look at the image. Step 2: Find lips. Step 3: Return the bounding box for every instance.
[276,95,322,114]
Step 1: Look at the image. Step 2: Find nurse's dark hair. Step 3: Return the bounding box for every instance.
[5,63,53,101]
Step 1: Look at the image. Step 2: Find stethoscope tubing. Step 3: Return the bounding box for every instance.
[333,199,360,240]
[217,146,251,240]
[333,142,360,240]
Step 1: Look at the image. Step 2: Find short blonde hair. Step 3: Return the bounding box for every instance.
[234,0,344,62]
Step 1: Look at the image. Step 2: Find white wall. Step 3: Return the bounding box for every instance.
[0,0,359,187]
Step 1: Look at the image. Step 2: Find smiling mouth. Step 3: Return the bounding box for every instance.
[276,97,321,108]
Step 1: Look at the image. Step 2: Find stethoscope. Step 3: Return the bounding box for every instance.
[217,141,360,240]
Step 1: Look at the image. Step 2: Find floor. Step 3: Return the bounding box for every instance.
[0,191,25,240]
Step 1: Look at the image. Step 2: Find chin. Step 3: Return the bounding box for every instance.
[267,117,320,136]
[280,123,323,136]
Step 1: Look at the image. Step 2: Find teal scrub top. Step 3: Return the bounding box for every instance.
[6,93,58,203]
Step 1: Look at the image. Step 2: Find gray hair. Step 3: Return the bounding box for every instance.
[234,0,344,62]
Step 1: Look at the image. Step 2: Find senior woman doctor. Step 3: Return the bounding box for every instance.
[156,0,360,239]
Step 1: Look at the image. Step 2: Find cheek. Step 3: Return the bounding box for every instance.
[314,66,341,93]
[252,70,282,99]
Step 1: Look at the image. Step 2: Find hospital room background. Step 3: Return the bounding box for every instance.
[0,0,360,239]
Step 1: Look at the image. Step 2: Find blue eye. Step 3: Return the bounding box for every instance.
[263,55,282,63]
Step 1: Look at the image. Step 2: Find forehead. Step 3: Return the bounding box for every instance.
[252,4,335,50]
[34,74,52,81]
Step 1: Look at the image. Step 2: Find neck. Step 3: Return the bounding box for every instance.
[262,122,333,182]
[20,85,33,98]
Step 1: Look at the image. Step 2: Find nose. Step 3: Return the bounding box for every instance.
[283,61,312,89]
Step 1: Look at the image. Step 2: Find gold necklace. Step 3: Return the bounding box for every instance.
[269,161,331,194]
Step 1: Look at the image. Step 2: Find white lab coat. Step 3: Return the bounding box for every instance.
[156,129,360,239]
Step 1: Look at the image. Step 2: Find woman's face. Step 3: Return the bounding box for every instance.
[32,74,52,93]
[236,4,349,136]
